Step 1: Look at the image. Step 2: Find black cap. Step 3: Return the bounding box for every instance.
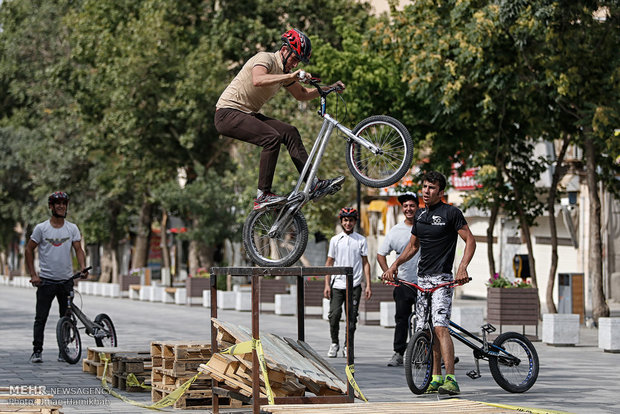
[397,192,418,205]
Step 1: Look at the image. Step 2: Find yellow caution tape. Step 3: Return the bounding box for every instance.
[477,400,573,414]
[99,352,201,410]
[126,373,151,390]
[220,339,275,405]
[345,364,368,402]
[220,340,253,356]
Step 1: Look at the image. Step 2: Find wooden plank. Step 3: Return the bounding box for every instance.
[260,400,514,413]
[286,338,347,390]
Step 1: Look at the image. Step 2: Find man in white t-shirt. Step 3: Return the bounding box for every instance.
[25,191,88,363]
[377,192,420,366]
[323,207,372,358]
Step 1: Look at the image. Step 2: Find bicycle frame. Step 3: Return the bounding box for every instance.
[66,290,102,338]
[267,81,383,238]
[395,278,523,377]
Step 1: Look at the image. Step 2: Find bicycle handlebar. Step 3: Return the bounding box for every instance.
[300,74,343,97]
[71,266,92,280]
[386,276,472,293]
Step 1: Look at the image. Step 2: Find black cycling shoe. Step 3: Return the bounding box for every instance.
[310,176,345,200]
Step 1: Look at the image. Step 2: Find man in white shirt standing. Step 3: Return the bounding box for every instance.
[323,207,372,358]
[25,191,88,363]
[377,192,420,366]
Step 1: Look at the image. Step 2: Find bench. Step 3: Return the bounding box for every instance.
[128,284,142,300]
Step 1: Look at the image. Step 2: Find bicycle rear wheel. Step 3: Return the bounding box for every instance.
[243,207,308,267]
[488,332,539,393]
[56,316,82,364]
[94,313,118,347]
[404,330,433,394]
[346,115,413,188]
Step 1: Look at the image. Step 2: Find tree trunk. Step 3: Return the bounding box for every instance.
[545,137,570,314]
[99,241,118,283]
[584,134,609,322]
[160,209,172,286]
[486,199,500,279]
[198,243,215,271]
[188,239,199,277]
[131,200,153,270]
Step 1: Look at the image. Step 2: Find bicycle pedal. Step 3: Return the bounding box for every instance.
[466,370,481,380]
[481,323,496,333]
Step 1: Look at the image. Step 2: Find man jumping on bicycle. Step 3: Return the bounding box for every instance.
[25,192,89,363]
[214,28,345,210]
[382,171,476,395]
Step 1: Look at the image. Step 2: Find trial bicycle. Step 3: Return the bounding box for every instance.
[243,75,414,267]
[389,277,539,394]
[56,266,118,364]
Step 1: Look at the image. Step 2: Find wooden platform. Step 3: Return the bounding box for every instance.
[260,400,515,413]
[0,406,63,414]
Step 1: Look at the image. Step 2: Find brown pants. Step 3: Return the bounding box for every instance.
[214,108,310,193]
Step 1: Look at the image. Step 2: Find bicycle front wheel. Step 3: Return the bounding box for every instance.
[56,316,82,364]
[243,208,308,267]
[94,313,118,347]
[347,115,413,188]
[404,329,433,394]
[488,332,539,393]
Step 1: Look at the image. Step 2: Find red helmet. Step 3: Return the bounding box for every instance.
[48,191,69,204]
[338,207,358,220]
[281,29,311,64]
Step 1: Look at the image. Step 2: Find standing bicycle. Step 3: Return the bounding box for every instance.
[56,266,118,364]
[382,171,476,394]
[388,277,539,394]
[25,191,89,363]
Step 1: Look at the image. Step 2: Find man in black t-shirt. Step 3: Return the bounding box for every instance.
[382,171,476,395]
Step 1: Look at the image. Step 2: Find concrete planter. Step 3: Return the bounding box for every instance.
[174,288,187,305]
[235,291,252,312]
[451,307,484,334]
[380,302,396,328]
[542,313,579,346]
[598,317,620,353]
[217,291,236,310]
[202,290,211,308]
[275,294,296,315]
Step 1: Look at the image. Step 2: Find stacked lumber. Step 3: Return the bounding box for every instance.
[81,347,150,392]
[150,341,242,409]
[198,319,348,401]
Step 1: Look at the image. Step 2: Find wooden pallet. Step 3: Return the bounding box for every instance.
[151,386,244,410]
[81,347,151,391]
[150,341,214,406]
[260,400,515,413]
[113,372,151,392]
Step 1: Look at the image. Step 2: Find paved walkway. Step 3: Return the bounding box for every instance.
[1,284,619,413]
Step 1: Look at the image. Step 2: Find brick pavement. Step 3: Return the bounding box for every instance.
[1,284,619,414]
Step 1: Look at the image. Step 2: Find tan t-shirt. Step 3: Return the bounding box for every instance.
[216,51,288,113]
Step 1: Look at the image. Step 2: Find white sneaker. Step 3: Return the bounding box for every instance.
[342,346,347,358]
[387,352,403,366]
[327,343,339,358]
